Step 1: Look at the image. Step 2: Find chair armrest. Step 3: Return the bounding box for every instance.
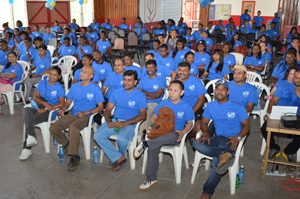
[47,108,60,123]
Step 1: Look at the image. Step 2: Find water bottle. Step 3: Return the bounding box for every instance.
[235,174,240,189]
[30,99,39,110]
[93,146,99,164]
[58,145,64,163]
[113,118,120,132]
[239,165,245,185]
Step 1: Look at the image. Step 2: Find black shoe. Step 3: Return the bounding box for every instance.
[67,156,80,171]
[25,100,31,104]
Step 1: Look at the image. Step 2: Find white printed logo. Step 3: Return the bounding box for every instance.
[87,93,94,100]
[177,112,184,119]
[100,69,105,74]
[180,55,184,59]
[41,65,45,68]
[243,91,250,97]
[84,50,89,53]
[228,61,231,64]
[227,112,236,119]
[166,63,170,67]
[189,85,195,91]
[157,72,161,76]
[128,101,136,107]
[191,68,194,73]
[153,84,159,90]
[201,58,206,61]
[51,90,57,97]
[68,49,72,53]
[102,45,107,49]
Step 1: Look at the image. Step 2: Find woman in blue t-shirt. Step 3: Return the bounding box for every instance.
[244,44,266,74]
[202,49,229,82]
[19,66,65,160]
[231,32,243,50]
[0,52,23,114]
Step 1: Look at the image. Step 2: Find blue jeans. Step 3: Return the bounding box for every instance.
[94,122,136,163]
[192,135,235,196]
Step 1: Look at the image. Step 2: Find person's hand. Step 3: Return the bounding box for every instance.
[37,108,47,114]
[227,137,239,150]
[43,102,53,111]
[58,108,66,117]
[197,133,210,145]
[115,121,127,129]
[77,111,88,118]
[107,122,115,128]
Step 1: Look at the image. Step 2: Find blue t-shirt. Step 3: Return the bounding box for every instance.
[0,50,9,65]
[52,26,62,33]
[153,28,166,37]
[254,16,264,26]
[67,82,104,117]
[240,13,251,22]
[156,55,175,76]
[142,64,168,79]
[223,54,236,73]
[189,62,199,76]
[173,49,190,70]
[58,44,77,57]
[43,33,56,45]
[104,72,124,98]
[124,66,142,79]
[101,23,112,30]
[243,55,266,74]
[138,75,166,103]
[33,55,51,75]
[86,32,99,43]
[74,69,99,83]
[110,87,147,121]
[192,31,203,42]
[92,61,113,82]
[203,100,249,137]
[32,31,43,40]
[184,34,195,47]
[77,45,93,60]
[154,99,195,131]
[274,80,296,106]
[194,52,210,67]
[70,23,79,31]
[262,51,272,64]
[19,45,36,62]
[181,76,206,108]
[96,39,111,54]
[228,81,258,108]
[147,49,160,59]
[233,40,243,50]
[271,62,289,81]
[1,63,23,87]
[37,79,65,106]
[205,62,230,80]
[119,24,129,31]
[267,29,279,40]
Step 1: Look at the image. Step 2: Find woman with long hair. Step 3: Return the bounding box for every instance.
[243,44,266,73]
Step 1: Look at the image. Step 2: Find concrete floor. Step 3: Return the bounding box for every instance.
[0,104,299,199]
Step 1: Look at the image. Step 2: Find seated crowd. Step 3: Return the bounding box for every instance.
[0,11,300,199]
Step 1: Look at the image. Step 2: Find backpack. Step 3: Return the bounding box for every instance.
[147,106,175,139]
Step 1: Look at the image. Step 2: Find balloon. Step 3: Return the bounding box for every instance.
[8,0,14,4]
[79,0,84,5]
[45,2,50,8]
[50,1,56,7]
[84,0,88,4]
[201,2,208,8]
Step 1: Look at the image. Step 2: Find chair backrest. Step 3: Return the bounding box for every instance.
[113,38,125,50]
[111,34,119,44]
[230,52,244,65]
[127,32,138,46]
[108,31,116,40]
[205,79,220,93]
[133,62,141,68]
[47,45,55,57]
[235,45,248,57]
[246,71,263,83]
[117,29,125,37]
[142,33,151,41]
[48,38,57,48]
[248,81,271,112]
[57,55,78,74]
[112,26,119,32]
[179,120,195,148]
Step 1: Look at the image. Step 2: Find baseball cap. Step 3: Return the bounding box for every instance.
[233,65,247,72]
[197,40,206,46]
[215,79,229,90]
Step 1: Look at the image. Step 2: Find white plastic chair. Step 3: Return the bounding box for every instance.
[52,56,77,91]
[48,38,57,48]
[99,121,143,170]
[190,130,246,195]
[205,79,220,100]
[248,82,271,156]
[142,120,195,184]
[2,62,29,114]
[166,77,171,86]
[80,112,98,160]
[22,104,59,153]
[230,52,244,64]
[133,62,141,68]
[47,45,55,57]
[246,71,263,83]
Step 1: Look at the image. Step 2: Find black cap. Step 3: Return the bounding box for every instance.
[197,40,206,46]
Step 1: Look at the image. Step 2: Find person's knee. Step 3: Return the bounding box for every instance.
[50,123,61,135]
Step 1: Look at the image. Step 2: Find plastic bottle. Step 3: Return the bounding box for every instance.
[235,173,240,189]
[93,146,99,164]
[58,145,64,163]
[30,99,39,110]
[53,137,58,145]
[113,118,120,132]
[239,165,245,185]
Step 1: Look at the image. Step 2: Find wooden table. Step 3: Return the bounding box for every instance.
[262,119,300,176]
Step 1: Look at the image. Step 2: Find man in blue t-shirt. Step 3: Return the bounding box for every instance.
[57,37,77,58]
[96,31,111,56]
[240,9,251,25]
[123,53,142,79]
[254,10,264,29]
[192,80,249,198]
[94,70,147,172]
[229,65,258,112]
[134,80,195,190]
[119,18,129,31]
[50,66,104,171]
[261,69,300,160]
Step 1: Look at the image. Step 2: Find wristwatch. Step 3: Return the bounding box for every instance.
[237,136,242,141]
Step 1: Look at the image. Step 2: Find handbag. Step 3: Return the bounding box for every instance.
[147,106,175,139]
[0,76,13,85]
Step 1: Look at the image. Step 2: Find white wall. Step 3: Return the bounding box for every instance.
[211,0,279,16]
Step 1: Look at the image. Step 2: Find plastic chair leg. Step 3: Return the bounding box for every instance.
[260,138,266,156]
[191,152,201,184]
[40,124,51,153]
[80,129,91,160]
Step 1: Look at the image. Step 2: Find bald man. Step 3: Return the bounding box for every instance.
[50,66,104,171]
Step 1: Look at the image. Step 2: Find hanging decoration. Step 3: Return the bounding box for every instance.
[8,0,14,4]
[84,0,88,4]
[198,0,214,8]
[79,0,84,5]
[45,0,56,11]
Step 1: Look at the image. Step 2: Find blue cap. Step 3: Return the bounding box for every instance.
[215,79,229,90]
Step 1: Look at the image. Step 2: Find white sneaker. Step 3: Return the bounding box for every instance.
[26,135,38,147]
[139,180,157,190]
[19,149,32,160]
[134,141,145,159]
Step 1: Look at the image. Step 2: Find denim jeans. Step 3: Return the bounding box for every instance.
[94,122,136,163]
[192,135,235,196]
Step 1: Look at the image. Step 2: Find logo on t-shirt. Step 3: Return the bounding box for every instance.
[227,112,236,119]
[87,93,94,100]
[41,65,45,68]
[177,112,184,119]
[201,58,206,61]
[243,91,250,97]
[157,72,162,76]
[128,101,136,107]
[153,84,159,90]
[189,85,195,91]
[102,45,107,49]
[100,69,105,74]
[166,63,170,67]
[68,49,72,53]
[51,90,57,97]
[180,55,184,59]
